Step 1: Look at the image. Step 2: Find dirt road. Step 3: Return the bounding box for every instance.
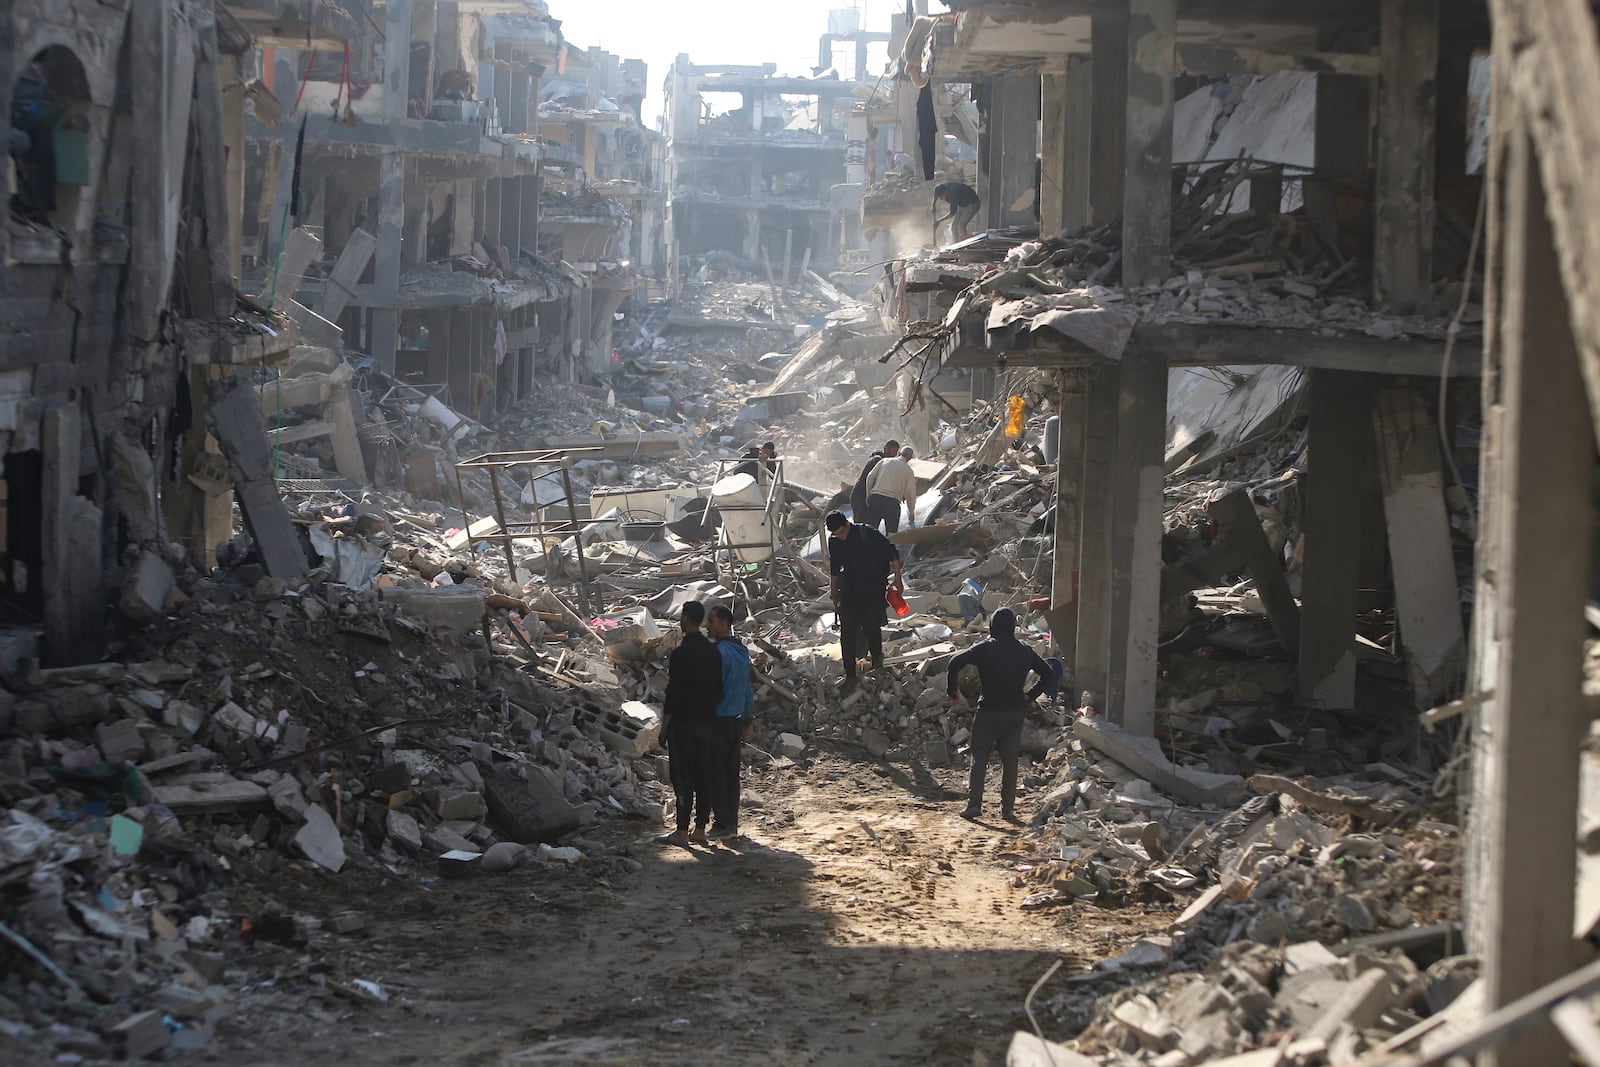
[216,751,1167,1066]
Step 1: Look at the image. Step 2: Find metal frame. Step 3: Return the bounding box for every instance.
[702,457,785,599]
[452,448,601,616]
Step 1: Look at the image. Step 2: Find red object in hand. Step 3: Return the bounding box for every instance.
[886,587,910,617]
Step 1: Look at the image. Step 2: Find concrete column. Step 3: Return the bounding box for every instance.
[1472,125,1591,1067]
[1297,370,1376,708]
[1088,14,1128,227]
[371,151,405,374]
[1050,373,1088,663]
[982,74,1040,231]
[1374,0,1439,310]
[1106,349,1165,735]
[223,83,245,282]
[1372,383,1466,707]
[1040,74,1069,236]
[1309,75,1371,256]
[1075,365,1119,707]
[42,404,101,665]
[1123,0,1177,287]
[385,0,414,122]
[741,211,762,261]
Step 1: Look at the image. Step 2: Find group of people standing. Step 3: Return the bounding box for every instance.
[658,603,755,846]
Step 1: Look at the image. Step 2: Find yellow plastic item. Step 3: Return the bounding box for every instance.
[1004,395,1026,438]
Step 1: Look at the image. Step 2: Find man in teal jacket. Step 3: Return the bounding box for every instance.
[707,605,755,839]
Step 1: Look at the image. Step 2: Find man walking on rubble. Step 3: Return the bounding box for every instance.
[850,439,898,525]
[658,602,723,846]
[946,608,1053,822]
[706,605,755,840]
[866,444,918,533]
[826,510,904,690]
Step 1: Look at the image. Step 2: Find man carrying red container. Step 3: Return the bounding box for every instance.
[825,511,904,692]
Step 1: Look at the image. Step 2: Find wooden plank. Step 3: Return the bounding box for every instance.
[1492,0,1600,453]
[1473,121,1591,1067]
[1177,43,1380,79]
[1297,370,1374,709]
[205,374,307,581]
[1372,383,1466,707]
[192,1,235,318]
[1123,0,1177,287]
[314,227,377,321]
[1075,364,1118,705]
[946,323,1481,376]
[1374,0,1439,310]
[1088,13,1128,227]
[1049,374,1088,662]
[1106,349,1165,735]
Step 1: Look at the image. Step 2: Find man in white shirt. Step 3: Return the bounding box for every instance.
[865,448,917,534]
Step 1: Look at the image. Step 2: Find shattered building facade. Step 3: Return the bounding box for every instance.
[662,31,887,281]
[1,0,290,665]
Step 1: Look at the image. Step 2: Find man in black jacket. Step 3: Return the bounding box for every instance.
[826,510,903,689]
[659,601,723,845]
[946,608,1052,821]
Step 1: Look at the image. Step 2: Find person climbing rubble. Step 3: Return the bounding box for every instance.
[658,601,723,847]
[706,605,754,840]
[826,510,904,691]
[946,607,1054,823]
[865,444,917,533]
[849,439,897,523]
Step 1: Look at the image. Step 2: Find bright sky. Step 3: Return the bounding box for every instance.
[552,0,914,125]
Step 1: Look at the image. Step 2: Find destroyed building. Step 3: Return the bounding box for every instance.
[5,0,1600,1064]
[662,28,887,276]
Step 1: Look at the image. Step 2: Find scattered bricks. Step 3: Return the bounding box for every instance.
[437,790,486,821]
[95,719,147,765]
[330,911,366,934]
[386,810,422,851]
[923,739,952,768]
[292,803,346,873]
[109,1009,170,1060]
[482,767,580,845]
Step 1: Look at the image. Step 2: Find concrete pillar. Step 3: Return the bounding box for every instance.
[385,0,414,121]
[1050,373,1088,662]
[1309,75,1371,256]
[1374,0,1439,310]
[223,83,246,282]
[981,74,1040,231]
[1088,14,1128,227]
[42,404,101,665]
[1471,125,1591,1067]
[1372,383,1466,707]
[371,0,413,374]
[742,211,762,261]
[1106,349,1165,735]
[1298,370,1376,708]
[1075,365,1119,706]
[1123,0,1177,287]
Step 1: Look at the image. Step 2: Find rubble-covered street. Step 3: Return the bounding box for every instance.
[6,0,1597,1065]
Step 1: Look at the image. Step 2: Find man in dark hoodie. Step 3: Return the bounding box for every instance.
[659,601,723,845]
[946,608,1053,821]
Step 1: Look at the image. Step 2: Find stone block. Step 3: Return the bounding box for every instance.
[437,790,486,821]
[120,553,175,625]
[110,1010,169,1060]
[96,718,146,765]
[923,739,952,768]
[268,775,308,820]
[482,766,579,845]
[292,803,346,873]
[386,810,422,851]
[424,827,479,854]
[777,732,806,758]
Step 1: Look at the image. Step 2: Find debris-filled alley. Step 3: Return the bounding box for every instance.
[3,0,1600,1064]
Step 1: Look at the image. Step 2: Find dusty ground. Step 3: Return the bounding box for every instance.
[161,750,1170,1067]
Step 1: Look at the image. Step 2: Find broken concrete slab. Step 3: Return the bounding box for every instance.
[425,827,479,854]
[437,790,486,821]
[120,551,176,625]
[205,373,307,582]
[1306,967,1395,1042]
[482,767,579,845]
[96,719,146,765]
[153,773,270,814]
[1006,1032,1099,1067]
[1072,716,1246,807]
[386,810,422,851]
[293,804,346,873]
[379,584,486,630]
[110,1009,170,1060]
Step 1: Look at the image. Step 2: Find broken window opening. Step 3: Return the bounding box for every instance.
[9,46,94,229]
[1,451,45,625]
